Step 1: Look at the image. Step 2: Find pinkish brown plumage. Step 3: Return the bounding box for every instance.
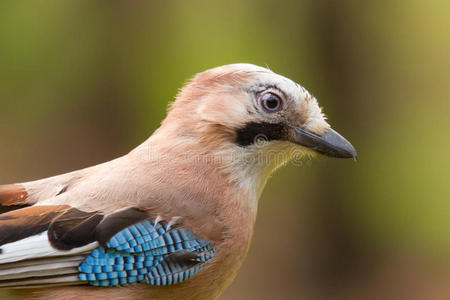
[0,64,356,299]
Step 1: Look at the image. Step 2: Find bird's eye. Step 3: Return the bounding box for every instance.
[260,92,282,112]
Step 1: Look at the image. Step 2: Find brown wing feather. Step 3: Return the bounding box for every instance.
[0,205,106,252]
[95,207,151,246]
[48,209,104,250]
[0,205,70,246]
[0,184,28,206]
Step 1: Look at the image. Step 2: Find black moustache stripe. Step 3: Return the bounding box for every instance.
[235,122,287,146]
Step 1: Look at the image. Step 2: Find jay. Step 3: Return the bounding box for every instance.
[0,64,356,299]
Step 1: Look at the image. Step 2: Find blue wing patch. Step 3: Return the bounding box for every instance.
[78,219,215,287]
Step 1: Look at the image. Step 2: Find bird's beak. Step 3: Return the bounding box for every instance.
[291,126,357,159]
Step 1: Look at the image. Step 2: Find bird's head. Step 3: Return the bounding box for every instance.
[157,63,356,159]
[152,64,356,197]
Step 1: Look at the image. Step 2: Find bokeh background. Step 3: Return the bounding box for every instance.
[0,1,449,299]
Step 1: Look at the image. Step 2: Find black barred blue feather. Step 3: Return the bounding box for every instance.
[78,219,215,287]
[146,248,216,286]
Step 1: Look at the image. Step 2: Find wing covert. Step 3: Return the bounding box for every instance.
[79,214,215,287]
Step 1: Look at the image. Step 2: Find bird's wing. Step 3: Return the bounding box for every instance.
[0,207,215,289]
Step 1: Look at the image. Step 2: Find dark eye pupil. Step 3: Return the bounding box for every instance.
[261,93,281,112]
[266,98,278,109]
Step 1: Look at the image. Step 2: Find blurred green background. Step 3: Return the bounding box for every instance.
[0,1,449,299]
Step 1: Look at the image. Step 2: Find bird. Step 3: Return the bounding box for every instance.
[0,63,356,300]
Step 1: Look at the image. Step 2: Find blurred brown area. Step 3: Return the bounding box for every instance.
[0,1,449,299]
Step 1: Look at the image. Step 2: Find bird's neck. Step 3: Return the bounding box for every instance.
[133,131,299,214]
[216,141,299,210]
